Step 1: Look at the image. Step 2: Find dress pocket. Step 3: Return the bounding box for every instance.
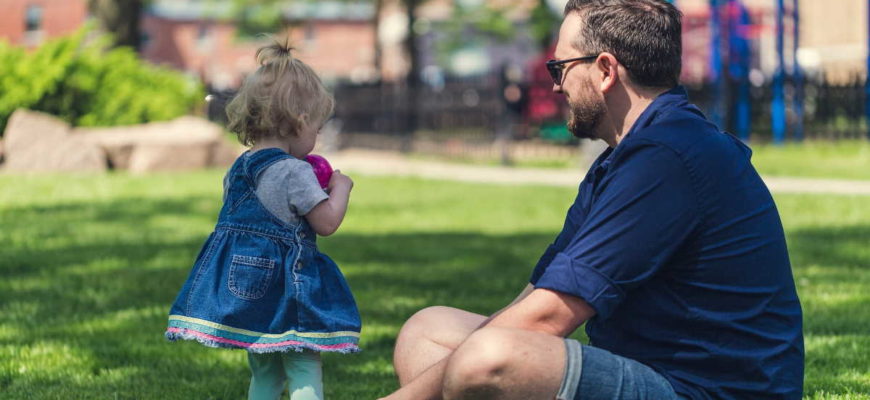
[228,255,275,300]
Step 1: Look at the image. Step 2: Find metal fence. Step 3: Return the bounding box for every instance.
[687,75,868,141]
[206,74,869,156]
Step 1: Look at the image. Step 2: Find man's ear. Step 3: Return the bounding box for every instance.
[595,53,620,93]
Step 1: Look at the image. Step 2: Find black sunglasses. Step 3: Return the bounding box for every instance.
[546,55,600,85]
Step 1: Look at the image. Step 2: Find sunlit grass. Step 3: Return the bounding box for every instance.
[0,171,868,398]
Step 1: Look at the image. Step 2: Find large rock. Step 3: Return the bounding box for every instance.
[75,116,226,170]
[128,143,214,173]
[2,109,240,173]
[2,110,107,172]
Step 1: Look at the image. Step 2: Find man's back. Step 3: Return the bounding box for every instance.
[531,87,804,399]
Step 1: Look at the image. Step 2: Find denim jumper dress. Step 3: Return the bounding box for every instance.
[166,148,361,353]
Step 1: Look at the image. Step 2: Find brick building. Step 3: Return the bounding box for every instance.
[141,1,378,89]
[0,0,88,47]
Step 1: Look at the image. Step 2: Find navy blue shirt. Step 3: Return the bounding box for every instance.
[530,87,804,399]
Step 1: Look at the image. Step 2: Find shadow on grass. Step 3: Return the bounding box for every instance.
[1,197,868,398]
[0,198,555,398]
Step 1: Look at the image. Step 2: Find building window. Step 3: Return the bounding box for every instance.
[23,5,44,46]
[196,24,213,52]
[25,5,43,32]
[304,24,316,45]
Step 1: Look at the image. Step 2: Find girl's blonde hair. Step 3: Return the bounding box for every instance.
[226,39,335,146]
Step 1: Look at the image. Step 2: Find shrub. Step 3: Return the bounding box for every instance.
[0,28,203,135]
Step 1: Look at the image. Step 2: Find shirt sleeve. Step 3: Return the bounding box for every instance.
[533,141,699,320]
[284,159,329,216]
[530,189,588,284]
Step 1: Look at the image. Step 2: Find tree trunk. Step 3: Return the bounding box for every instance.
[89,0,144,49]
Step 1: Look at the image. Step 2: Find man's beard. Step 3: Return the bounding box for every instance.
[566,88,606,140]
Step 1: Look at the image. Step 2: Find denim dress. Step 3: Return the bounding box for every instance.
[166,148,361,353]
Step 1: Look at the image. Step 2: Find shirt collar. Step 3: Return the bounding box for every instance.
[626,85,690,138]
[596,86,689,168]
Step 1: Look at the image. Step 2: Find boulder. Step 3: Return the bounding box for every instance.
[128,143,213,173]
[76,116,230,172]
[2,110,107,172]
[210,140,246,168]
[2,109,239,173]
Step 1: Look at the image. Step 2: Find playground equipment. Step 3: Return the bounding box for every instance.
[704,0,805,143]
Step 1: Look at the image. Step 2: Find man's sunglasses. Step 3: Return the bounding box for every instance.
[545,55,600,85]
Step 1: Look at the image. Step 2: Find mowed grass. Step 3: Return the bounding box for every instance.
[749,140,870,181]
[0,171,868,399]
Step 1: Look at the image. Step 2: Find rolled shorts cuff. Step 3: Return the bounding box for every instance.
[556,338,584,400]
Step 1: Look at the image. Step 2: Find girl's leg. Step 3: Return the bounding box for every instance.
[248,352,287,400]
[282,351,323,400]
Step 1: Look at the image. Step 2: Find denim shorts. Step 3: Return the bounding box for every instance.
[556,339,682,400]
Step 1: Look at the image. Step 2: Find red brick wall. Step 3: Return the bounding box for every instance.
[141,16,262,89]
[142,16,377,88]
[0,0,87,47]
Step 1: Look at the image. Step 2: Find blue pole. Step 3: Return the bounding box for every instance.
[772,0,787,144]
[792,0,804,141]
[710,0,723,127]
[731,0,751,141]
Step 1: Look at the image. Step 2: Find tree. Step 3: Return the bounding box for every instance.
[88,0,146,49]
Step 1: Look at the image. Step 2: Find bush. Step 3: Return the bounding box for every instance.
[0,28,203,135]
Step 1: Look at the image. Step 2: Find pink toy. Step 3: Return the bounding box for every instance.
[305,154,333,189]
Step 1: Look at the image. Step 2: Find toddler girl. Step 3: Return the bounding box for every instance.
[165,40,360,400]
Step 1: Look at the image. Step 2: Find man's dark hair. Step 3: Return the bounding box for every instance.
[564,0,682,88]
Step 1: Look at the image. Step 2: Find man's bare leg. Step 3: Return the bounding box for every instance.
[393,306,486,385]
[442,327,567,400]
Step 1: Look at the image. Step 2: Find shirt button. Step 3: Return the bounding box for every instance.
[296,261,304,270]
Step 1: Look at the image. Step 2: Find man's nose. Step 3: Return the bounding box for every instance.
[552,83,563,94]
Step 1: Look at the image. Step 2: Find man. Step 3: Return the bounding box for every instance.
[381,1,804,399]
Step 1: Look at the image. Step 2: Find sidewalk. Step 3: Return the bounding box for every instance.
[328,149,870,196]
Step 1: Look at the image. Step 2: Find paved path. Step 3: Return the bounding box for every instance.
[328,149,870,196]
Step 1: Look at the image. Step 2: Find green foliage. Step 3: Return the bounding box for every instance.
[0,28,203,135]
[230,0,286,39]
[0,172,869,398]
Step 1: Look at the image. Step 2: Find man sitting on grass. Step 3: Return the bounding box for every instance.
[380,1,804,399]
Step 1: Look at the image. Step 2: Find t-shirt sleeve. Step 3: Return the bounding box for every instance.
[283,159,329,216]
[533,141,699,320]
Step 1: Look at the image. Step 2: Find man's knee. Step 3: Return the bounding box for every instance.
[442,328,517,400]
[396,306,454,347]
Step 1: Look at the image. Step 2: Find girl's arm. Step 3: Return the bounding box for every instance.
[305,170,353,236]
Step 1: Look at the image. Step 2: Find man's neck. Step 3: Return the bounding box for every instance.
[601,86,669,148]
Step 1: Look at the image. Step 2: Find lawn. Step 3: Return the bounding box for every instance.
[0,171,868,399]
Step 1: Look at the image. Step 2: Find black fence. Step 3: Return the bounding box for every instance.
[206,75,870,145]
[687,75,868,141]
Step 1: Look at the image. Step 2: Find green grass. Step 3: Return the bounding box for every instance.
[412,138,870,180]
[746,140,870,181]
[1,172,869,399]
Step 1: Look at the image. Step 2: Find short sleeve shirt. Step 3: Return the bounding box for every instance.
[530,87,804,400]
[241,155,328,225]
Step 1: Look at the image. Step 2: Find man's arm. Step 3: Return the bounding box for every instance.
[381,287,595,400]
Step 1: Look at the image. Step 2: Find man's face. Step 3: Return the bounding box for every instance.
[554,13,607,140]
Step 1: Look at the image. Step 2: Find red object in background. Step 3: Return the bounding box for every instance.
[304,154,333,190]
[526,44,567,124]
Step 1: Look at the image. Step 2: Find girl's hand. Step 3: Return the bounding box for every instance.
[328,169,353,192]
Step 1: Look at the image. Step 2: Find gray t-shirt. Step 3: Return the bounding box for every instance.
[251,157,329,225]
